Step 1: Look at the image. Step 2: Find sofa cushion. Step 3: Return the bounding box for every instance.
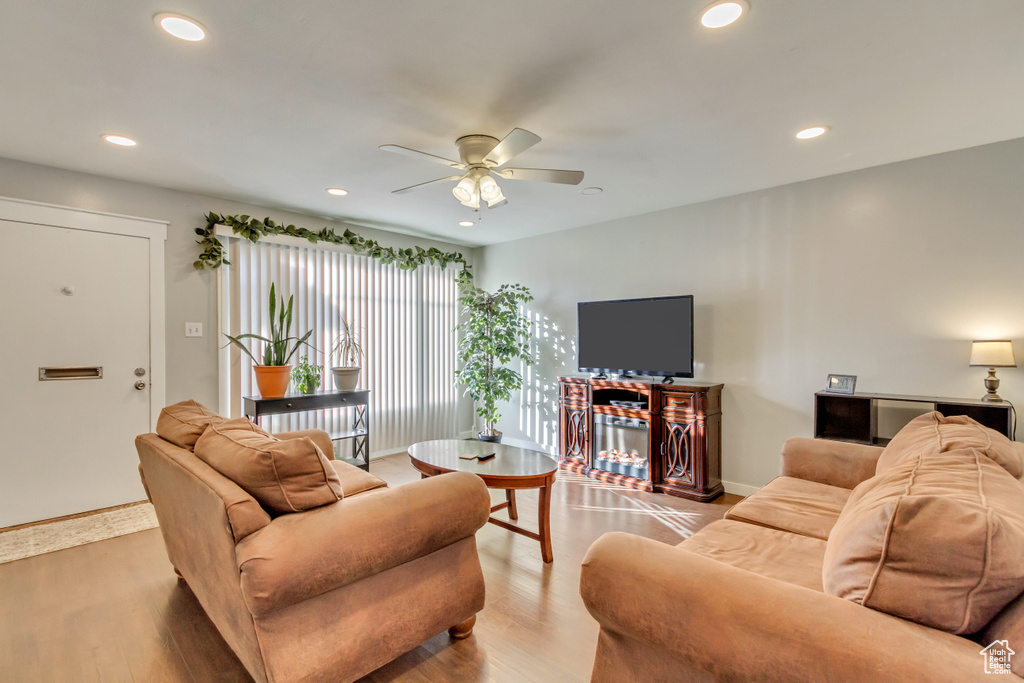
[823,446,1024,634]
[724,476,851,540]
[877,411,1023,478]
[195,418,343,514]
[155,399,224,450]
[679,519,827,592]
[330,460,388,497]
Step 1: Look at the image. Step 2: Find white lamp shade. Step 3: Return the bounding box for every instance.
[452,176,480,208]
[969,340,1016,367]
[479,174,501,201]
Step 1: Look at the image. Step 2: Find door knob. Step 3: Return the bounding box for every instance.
[134,380,147,391]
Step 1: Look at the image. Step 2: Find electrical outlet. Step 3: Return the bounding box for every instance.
[185,322,203,337]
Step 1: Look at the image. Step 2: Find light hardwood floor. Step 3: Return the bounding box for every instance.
[0,453,740,682]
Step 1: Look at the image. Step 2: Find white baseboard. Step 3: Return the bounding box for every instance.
[368,447,409,460]
[458,430,473,439]
[721,480,760,497]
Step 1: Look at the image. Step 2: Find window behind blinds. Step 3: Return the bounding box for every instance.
[217,232,460,455]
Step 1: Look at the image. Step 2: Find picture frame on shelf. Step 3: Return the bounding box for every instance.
[825,374,857,395]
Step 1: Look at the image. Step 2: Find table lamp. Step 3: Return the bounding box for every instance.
[969,340,1016,402]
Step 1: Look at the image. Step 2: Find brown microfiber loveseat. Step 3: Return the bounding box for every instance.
[136,400,491,683]
[581,412,1024,681]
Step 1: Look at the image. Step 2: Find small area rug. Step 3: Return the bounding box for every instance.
[0,503,159,565]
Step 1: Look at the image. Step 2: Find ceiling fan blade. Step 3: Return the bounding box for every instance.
[380,144,465,169]
[392,175,465,194]
[483,128,542,167]
[495,167,584,185]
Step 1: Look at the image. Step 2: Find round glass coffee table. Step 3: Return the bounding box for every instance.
[408,439,558,563]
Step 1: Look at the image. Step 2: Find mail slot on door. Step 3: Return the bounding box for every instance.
[39,366,103,381]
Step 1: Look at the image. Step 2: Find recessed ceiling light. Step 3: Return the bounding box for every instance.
[458,220,475,227]
[700,1,748,28]
[154,13,206,41]
[580,187,603,195]
[102,134,136,146]
[796,126,829,140]
[326,188,348,196]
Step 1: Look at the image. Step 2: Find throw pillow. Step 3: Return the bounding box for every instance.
[824,446,1024,634]
[194,418,343,514]
[156,399,224,450]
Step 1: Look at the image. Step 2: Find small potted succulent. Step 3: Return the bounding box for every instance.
[291,356,322,394]
[329,317,364,392]
[224,283,312,398]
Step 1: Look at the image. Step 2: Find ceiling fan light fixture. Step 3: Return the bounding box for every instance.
[700,1,748,28]
[452,176,476,203]
[452,175,475,201]
[382,128,583,210]
[479,175,502,202]
[453,175,481,208]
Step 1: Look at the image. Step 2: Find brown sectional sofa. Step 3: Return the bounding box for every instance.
[136,401,491,683]
[581,412,1024,681]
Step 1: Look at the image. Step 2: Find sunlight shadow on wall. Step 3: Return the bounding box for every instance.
[514,304,577,453]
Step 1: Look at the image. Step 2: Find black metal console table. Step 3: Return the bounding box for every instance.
[243,390,371,471]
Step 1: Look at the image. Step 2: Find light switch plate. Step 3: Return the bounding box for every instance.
[185,322,203,337]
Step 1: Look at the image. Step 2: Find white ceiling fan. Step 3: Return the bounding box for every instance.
[380,128,584,209]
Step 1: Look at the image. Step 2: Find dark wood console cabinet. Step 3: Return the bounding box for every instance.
[558,376,724,502]
[814,391,1013,445]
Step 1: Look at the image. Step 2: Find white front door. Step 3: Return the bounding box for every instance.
[0,217,154,527]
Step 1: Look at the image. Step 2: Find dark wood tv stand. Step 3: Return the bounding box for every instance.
[558,376,724,502]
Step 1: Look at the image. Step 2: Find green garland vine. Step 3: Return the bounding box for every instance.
[193,212,472,285]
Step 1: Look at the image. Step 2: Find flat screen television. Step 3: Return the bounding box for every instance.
[577,295,694,378]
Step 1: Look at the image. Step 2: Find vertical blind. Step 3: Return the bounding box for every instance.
[218,233,460,455]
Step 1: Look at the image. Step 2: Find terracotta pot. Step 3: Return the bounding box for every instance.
[331,366,361,392]
[253,365,291,398]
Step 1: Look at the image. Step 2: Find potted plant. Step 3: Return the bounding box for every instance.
[291,356,322,394]
[454,282,534,442]
[329,317,364,392]
[224,283,312,398]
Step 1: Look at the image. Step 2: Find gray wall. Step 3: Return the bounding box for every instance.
[476,138,1024,492]
[0,156,477,432]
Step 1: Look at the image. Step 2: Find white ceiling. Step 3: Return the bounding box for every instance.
[1,1,1022,247]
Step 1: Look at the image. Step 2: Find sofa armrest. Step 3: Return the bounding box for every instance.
[780,437,882,489]
[235,471,490,616]
[580,532,985,682]
[274,428,334,458]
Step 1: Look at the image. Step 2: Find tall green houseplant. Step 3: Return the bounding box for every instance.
[454,283,534,440]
